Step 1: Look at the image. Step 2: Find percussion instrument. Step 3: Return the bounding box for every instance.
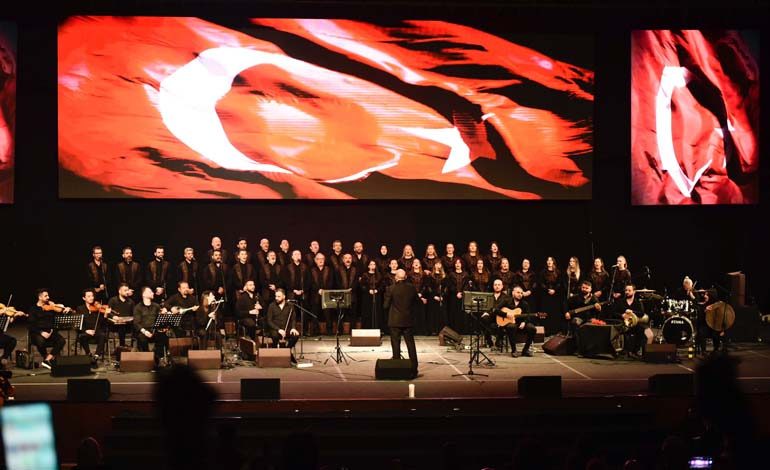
[661,315,694,346]
[705,301,735,332]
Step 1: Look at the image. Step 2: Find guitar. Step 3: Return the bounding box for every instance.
[168,305,199,315]
[496,307,548,328]
[565,300,610,318]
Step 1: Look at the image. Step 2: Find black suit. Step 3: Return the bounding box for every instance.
[384,281,419,373]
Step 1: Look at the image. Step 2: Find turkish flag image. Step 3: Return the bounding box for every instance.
[631,30,759,205]
[0,22,15,204]
[58,17,594,199]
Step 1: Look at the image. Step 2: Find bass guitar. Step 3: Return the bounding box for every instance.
[565,300,610,318]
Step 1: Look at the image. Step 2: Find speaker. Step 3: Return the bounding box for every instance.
[241,378,280,400]
[518,376,561,398]
[577,324,616,357]
[542,334,575,356]
[119,352,154,372]
[350,329,382,346]
[648,374,694,396]
[644,343,678,363]
[188,350,221,369]
[239,337,257,361]
[438,326,463,346]
[169,337,193,356]
[15,350,33,370]
[67,379,111,401]
[516,326,546,344]
[258,348,292,368]
[729,306,761,342]
[375,359,416,380]
[51,355,93,377]
[727,271,746,307]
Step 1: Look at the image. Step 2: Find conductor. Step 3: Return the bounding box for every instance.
[384,269,419,376]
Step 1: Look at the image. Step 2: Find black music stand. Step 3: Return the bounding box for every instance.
[152,313,183,366]
[455,291,496,378]
[322,289,355,365]
[54,314,84,356]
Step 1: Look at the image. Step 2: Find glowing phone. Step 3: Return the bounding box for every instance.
[1,403,58,470]
[688,456,713,469]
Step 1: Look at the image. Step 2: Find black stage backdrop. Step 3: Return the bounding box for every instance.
[1,1,769,310]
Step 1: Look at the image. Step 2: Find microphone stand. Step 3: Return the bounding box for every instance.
[608,266,618,306]
[287,300,318,365]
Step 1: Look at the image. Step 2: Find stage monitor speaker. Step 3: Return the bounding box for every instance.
[648,374,694,396]
[543,334,575,356]
[239,337,257,361]
[241,378,280,400]
[375,359,416,380]
[727,271,746,307]
[169,337,193,357]
[577,324,617,357]
[516,326,545,344]
[120,352,154,372]
[518,376,561,398]
[51,355,93,377]
[438,326,463,346]
[729,306,760,342]
[188,350,221,369]
[258,348,292,368]
[644,343,678,363]
[67,378,111,402]
[350,329,382,346]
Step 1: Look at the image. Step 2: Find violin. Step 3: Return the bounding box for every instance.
[87,302,110,315]
[0,303,26,318]
[42,302,70,313]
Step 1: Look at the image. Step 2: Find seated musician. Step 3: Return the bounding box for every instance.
[76,289,110,362]
[565,280,602,348]
[612,284,651,358]
[675,276,697,302]
[196,291,222,348]
[0,305,21,369]
[266,289,298,359]
[107,283,135,347]
[28,288,69,370]
[486,281,535,357]
[235,280,262,339]
[163,281,199,337]
[133,286,169,367]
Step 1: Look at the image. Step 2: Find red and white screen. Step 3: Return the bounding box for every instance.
[631,30,760,205]
[0,22,15,204]
[58,17,594,200]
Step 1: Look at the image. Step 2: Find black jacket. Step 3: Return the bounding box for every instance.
[384,281,418,328]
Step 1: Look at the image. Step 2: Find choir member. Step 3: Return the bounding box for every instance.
[611,284,650,358]
[107,283,135,347]
[277,239,291,266]
[163,281,200,336]
[359,260,383,330]
[485,241,503,274]
[352,241,370,274]
[76,288,109,361]
[206,236,229,266]
[335,253,359,326]
[259,251,282,307]
[425,261,448,335]
[230,249,256,294]
[441,243,460,273]
[202,249,228,301]
[305,240,321,267]
[375,245,390,274]
[235,280,262,339]
[87,245,110,302]
[281,249,310,305]
[462,241,480,273]
[133,286,169,367]
[28,289,69,369]
[254,238,271,268]
[382,259,400,294]
[407,258,428,335]
[309,253,335,335]
[328,240,344,272]
[612,255,632,300]
[399,244,416,270]
[539,256,564,335]
[233,237,251,264]
[589,258,610,301]
[513,258,537,303]
[494,257,515,295]
[447,258,470,333]
[470,258,491,292]
[177,247,199,295]
[146,245,170,301]
[565,280,602,350]
[564,256,582,299]
[115,246,142,300]
[266,289,299,355]
[422,244,440,275]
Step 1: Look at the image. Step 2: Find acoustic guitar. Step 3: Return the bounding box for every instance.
[496,307,547,328]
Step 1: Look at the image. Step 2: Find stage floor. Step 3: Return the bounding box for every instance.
[9,335,770,402]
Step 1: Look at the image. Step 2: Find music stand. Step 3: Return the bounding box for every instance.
[54,314,85,356]
[322,289,355,365]
[152,313,183,366]
[455,291,496,378]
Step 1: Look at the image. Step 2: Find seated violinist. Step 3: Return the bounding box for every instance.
[0,303,24,369]
[76,289,110,362]
[28,288,69,369]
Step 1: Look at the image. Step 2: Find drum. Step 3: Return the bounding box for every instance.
[661,315,694,346]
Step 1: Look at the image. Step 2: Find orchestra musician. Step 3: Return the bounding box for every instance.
[310,253,334,335]
[133,286,169,367]
[675,276,697,302]
[611,255,632,300]
[589,258,610,301]
[146,245,170,302]
[254,238,270,269]
[277,239,291,267]
[513,258,536,303]
[494,258,515,295]
[462,241,480,274]
[335,253,359,326]
[677,278,722,355]
[352,241,369,274]
[235,280,262,339]
[266,289,298,359]
[447,258,470,334]
[539,256,563,335]
[259,251,282,306]
[441,243,460,274]
[486,283,535,357]
[422,244,440,275]
[360,260,383,330]
[384,269,419,377]
[76,288,110,361]
[230,249,256,295]
[485,241,503,274]
[206,236,229,267]
[163,281,199,336]
[612,284,651,358]
[107,283,135,347]
[565,280,602,349]
[565,256,582,298]
[0,304,21,369]
[196,291,223,349]
[177,247,199,295]
[28,288,69,369]
[202,249,228,302]
[87,245,110,302]
[115,246,142,301]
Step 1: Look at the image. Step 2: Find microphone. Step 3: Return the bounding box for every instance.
[611,264,618,268]
[286,299,298,303]
[210,299,224,305]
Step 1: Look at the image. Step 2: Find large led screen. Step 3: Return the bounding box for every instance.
[0,22,15,204]
[58,17,594,199]
[631,30,759,205]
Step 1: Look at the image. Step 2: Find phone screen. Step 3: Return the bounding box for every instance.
[1,403,58,470]
[688,456,713,469]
